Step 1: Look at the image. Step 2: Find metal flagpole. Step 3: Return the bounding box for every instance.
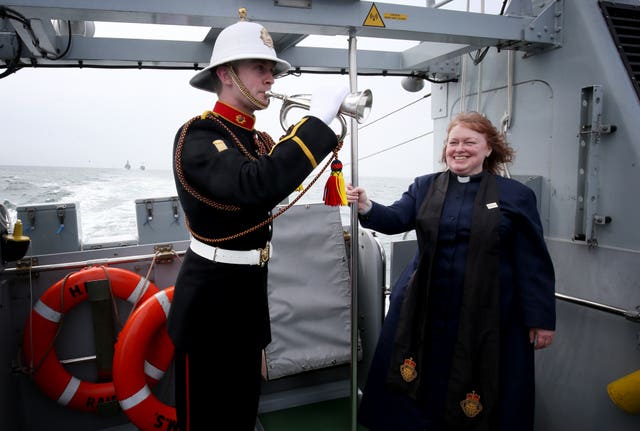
[348,28,360,431]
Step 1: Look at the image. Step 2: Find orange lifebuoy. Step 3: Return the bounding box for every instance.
[113,286,177,431]
[22,266,165,413]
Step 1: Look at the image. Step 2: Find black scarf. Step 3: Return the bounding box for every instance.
[385,171,501,430]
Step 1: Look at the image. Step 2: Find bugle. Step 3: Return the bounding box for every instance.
[266,89,373,140]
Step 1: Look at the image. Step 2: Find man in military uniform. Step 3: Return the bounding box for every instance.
[168,15,349,431]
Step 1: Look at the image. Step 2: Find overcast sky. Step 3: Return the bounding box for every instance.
[0,1,500,179]
[1,68,433,179]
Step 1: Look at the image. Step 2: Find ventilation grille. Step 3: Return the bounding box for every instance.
[599,1,640,101]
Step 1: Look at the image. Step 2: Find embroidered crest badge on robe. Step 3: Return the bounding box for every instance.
[460,390,483,418]
[400,357,417,382]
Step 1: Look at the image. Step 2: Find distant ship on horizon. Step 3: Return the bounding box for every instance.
[124,160,131,170]
[140,163,145,171]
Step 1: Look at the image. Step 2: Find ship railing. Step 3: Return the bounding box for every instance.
[555,292,640,323]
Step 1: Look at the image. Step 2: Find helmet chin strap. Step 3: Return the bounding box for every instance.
[228,66,269,110]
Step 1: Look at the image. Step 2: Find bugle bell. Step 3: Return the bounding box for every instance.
[266,89,373,141]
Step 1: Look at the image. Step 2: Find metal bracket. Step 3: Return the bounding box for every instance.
[573,85,615,246]
[15,257,37,274]
[425,58,461,82]
[520,0,564,57]
[26,207,36,231]
[144,200,154,223]
[56,204,66,234]
[171,197,180,224]
[9,16,59,58]
[625,305,640,324]
[153,244,176,263]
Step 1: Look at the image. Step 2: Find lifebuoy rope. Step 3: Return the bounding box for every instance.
[24,271,73,375]
[22,265,123,376]
[21,250,184,376]
[19,265,166,414]
[113,286,177,430]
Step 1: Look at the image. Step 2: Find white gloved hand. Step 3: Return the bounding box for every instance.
[309,84,350,126]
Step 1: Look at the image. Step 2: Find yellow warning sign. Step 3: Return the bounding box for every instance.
[363,3,385,28]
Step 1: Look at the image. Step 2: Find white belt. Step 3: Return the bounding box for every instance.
[189,237,272,266]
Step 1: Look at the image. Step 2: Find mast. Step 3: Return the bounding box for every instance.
[348,28,360,431]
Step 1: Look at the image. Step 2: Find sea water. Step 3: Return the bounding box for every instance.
[1,164,417,283]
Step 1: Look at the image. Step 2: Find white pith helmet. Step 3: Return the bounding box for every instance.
[189,20,291,93]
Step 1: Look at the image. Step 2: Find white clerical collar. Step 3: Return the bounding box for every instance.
[456,175,470,183]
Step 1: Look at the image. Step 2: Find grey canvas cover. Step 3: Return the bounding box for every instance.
[265,203,353,380]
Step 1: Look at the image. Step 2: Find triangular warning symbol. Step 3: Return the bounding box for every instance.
[363,3,385,28]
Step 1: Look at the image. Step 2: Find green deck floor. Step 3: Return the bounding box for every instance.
[258,397,368,431]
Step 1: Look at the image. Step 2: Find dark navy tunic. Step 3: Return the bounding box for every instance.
[169,107,338,351]
[168,103,339,431]
[358,171,555,431]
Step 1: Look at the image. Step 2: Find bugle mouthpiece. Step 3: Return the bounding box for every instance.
[265,91,285,100]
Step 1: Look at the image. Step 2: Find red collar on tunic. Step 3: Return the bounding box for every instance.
[212,101,255,130]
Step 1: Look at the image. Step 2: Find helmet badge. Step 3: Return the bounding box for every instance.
[261,27,274,49]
